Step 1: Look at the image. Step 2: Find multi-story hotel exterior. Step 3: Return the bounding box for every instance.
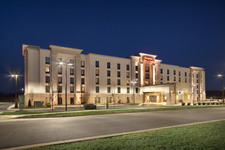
[22,44,206,106]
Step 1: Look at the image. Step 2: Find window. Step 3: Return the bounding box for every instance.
[58,77,62,84]
[46,76,50,83]
[96,69,99,76]
[197,79,199,83]
[70,78,74,84]
[81,86,85,93]
[145,66,149,72]
[117,71,120,77]
[45,57,50,64]
[126,72,130,78]
[185,72,187,77]
[96,78,99,84]
[107,62,110,69]
[160,69,163,74]
[185,78,187,82]
[70,86,74,93]
[96,86,99,93]
[167,69,169,74]
[174,76,176,82]
[117,79,121,85]
[70,68,74,75]
[58,86,62,93]
[179,71,181,76]
[107,87,111,93]
[117,63,120,70]
[45,85,50,93]
[135,73,138,78]
[45,66,50,74]
[81,70,85,76]
[70,98,74,104]
[179,77,181,82]
[107,70,111,77]
[95,61,99,67]
[196,74,199,78]
[174,70,176,75]
[126,80,130,86]
[135,66,138,71]
[127,87,130,93]
[107,78,111,85]
[126,64,129,70]
[145,74,149,79]
[117,87,121,93]
[136,88,139,93]
[81,78,85,84]
[58,67,62,74]
[167,76,169,81]
[161,75,163,80]
[145,81,149,85]
[81,61,85,67]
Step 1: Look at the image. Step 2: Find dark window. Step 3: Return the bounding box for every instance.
[70,78,74,84]
[135,66,138,71]
[185,78,187,82]
[45,57,50,64]
[145,66,149,72]
[136,88,139,93]
[179,77,181,82]
[196,74,199,78]
[117,79,121,85]
[107,78,111,85]
[185,72,187,77]
[58,77,62,84]
[145,74,149,79]
[167,69,169,74]
[197,79,198,83]
[45,86,50,93]
[58,86,62,93]
[126,65,129,70]
[107,70,111,77]
[81,78,85,84]
[117,63,120,70]
[70,98,74,104]
[81,61,85,67]
[179,71,181,76]
[107,62,110,69]
[45,76,50,83]
[107,87,111,93]
[135,73,138,78]
[127,87,130,93]
[81,70,85,76]
[70,86,74,93]
[167,76,169,81]
[174,76,176,81]
[174,70,176,75]
[96,86,99,93]
[96,78,99,84]
[117,87,121,93]
[58,67,62,74]
[70,68,74,75]
[96,61,99,67]
[117,71,120,77]
[160,69,163,74]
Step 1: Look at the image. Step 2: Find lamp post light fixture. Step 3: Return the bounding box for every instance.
[131,80,138,104]
[11,74,19,108]
[58,61,73,111]
[217,74,224,104]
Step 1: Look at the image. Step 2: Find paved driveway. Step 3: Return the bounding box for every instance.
[0,103,13,114]
[0,107,225,149]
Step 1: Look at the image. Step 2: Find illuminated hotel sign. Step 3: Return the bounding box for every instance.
[142,56,154,63]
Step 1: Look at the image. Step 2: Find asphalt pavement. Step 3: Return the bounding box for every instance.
[0,103,13,114]
[0,107,225,149]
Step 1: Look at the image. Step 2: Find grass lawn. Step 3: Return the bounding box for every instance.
[28,120,225,150]
[1,105,224,117]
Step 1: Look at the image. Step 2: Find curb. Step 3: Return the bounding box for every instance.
[2,118,225,150]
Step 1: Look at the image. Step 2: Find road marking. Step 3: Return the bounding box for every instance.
[2,118,225,150]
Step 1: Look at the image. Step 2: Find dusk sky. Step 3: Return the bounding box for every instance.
[0,0,225,94]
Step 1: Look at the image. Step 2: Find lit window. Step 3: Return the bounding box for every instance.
[126,72,130,78]
[81,61,85,67]
[45,57,50,64]
[145,81,149,85]
[126,80,130,86]
[70,86,74,93]
[45,66,50,74]
[96,69,99,76]
[81,86,85,93]
[81,69,85,76]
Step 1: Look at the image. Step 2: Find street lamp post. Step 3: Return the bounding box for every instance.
[218,74,224,104]
[11,74,19,108]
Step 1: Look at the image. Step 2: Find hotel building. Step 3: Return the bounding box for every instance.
[22,45,206,106]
